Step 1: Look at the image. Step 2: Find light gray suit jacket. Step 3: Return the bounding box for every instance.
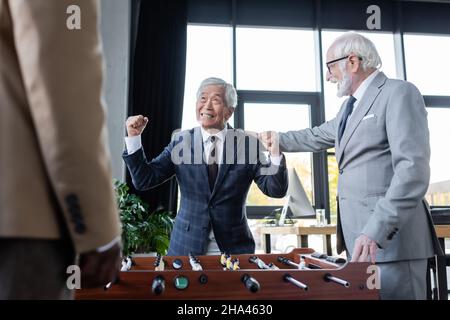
[279,72,442,262]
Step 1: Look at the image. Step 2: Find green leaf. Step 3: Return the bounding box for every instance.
[114,180,174,255]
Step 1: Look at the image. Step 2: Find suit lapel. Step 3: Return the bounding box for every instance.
[336,72,387,165]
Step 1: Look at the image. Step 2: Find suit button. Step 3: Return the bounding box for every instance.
[339,169,343,174]
[65,194,79,206]
[75,223,87,234]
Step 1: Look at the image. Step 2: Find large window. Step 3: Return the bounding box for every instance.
[404,34,450,205]
[243,103,313,206]
[236,27,317,91]
[235,27,318,211]
[404,34,450,96]
[425,107,450,206]
[181,25,233,130]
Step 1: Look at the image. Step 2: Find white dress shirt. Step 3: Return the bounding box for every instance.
[200,126,227,166]
[349,69,380,118]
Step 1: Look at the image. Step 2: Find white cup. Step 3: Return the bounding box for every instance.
[316,209,326,226]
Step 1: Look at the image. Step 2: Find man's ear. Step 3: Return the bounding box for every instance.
[225,107,235,120]
[349,54,361,72]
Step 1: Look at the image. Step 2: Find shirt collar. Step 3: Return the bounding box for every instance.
[200,126,227,143]
[352,69,379,102]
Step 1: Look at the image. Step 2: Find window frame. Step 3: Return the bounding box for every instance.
[423,102,450,208]
[236,90,329,219]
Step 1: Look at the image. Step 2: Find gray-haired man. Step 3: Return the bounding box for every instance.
[260,32,443,299]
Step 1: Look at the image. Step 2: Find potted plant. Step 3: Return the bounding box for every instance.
[114,180,174,257]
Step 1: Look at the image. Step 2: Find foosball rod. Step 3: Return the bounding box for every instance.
[241,274,260,293]
[283,274,308,291]
[104,256,133,290]
[248,256,270,269]
[300,255,322,269]
[324,273,350,288]
[152,275,165,295]
[104,276,120,290]
[154,253,165,271]
[277,256,299,268]
[189,252,203,271]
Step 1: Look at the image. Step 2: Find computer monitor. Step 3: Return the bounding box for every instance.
[278,168,316,226]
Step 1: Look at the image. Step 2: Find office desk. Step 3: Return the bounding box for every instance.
[259,225,336,256]
[435,224,450,239]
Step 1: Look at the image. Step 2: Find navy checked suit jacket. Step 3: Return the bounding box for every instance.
[123,127,288,256]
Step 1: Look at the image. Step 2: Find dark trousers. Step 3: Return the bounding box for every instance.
[0,238,75,299]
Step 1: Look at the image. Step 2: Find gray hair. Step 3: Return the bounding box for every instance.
[331,32,382,71]
[196,77,237,108]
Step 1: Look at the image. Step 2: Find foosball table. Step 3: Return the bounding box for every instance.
[75,248,380,300]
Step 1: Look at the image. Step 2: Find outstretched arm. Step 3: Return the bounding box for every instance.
[278,119,338,153]
[123,115,176,191]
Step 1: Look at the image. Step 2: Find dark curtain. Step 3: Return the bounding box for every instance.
[127,0,187,214]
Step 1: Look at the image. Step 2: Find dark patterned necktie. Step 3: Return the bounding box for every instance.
[338,95,357,144]
[207,136,218,192]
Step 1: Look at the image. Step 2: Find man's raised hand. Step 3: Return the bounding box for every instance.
[257,131,280,156]
[126,115,149,137]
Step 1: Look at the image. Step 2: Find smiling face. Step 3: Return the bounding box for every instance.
[326,45,367,97]
[326,47,351,97]
[196,85,234,131]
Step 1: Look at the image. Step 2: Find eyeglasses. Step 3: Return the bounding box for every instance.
[326,55,362,73]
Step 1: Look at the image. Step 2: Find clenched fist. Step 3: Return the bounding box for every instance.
[257,131,280,156]
[126,115,149,137]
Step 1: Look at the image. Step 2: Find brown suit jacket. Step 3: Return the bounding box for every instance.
[0,0,121,253]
